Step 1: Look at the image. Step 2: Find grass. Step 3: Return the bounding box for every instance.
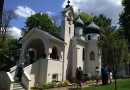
[80,79,130,90]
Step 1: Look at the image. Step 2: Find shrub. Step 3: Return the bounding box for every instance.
[57,81,64,87]
[33,83,40,89]
[63,80,70,86]
[91,76,95,82]
[49,82,57,88]
[42,82,50,89]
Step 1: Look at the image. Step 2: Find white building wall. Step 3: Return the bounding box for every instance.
[71,39,86,77]
[75,27,83,36]
[86,40,101,76]
[46,60,63,82]
[60,9,75,80]
[85,33,99,41]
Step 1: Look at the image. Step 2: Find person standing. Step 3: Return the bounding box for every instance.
[108,66,113,84]
[101,65,108,85]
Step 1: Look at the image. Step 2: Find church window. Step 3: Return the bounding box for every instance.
[90,51,95,60]
[50,47,59,60]
[67,12,71,24]
[88,35,91,40]
[82,48,85,61]
[52,74,58,81]
[69,27,71,35]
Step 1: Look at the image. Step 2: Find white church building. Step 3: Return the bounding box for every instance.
[0,1,129,90]
[17,1,101,89]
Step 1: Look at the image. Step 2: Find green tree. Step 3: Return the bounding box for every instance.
[24,13,60,36]
[0,9,18,71]
[79,12,93,26]
[119,0,130,44]
[98,25,129,90]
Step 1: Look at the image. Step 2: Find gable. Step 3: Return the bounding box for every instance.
[19,28,65,44]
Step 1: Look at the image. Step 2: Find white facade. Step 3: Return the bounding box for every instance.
[17,5,101,89]
[0,4,101,90]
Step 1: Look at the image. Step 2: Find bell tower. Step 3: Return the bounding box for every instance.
[60,0,74,42]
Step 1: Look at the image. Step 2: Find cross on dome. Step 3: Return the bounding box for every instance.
[67,0,70,5]
[66,0,71,8]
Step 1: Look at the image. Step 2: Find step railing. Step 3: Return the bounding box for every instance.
[22,59,41,90]
[0,71,14,90]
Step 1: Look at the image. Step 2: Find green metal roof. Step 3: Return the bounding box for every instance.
[85,21,100,34]
[73,16,84,27]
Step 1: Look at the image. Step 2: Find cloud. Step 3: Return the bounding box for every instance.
[10,27,22,39]
[46,11,54,16]
[62,0,123,24]
[15,6,35,18]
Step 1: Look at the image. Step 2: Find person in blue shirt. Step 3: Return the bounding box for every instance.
[101,65,109,85]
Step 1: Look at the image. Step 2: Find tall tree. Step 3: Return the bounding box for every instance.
[119,0,130,44]
[1,9,17,41]
[0,9,18,71]
[98,24,130,90]
[24,13,60,36]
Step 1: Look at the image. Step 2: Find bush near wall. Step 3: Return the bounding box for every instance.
[31,80,70,89]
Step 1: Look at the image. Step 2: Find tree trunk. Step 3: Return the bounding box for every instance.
[114,74,117,90]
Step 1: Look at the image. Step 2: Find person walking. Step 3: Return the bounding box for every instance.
[17,63,24,82]
[75,68,79,88]
[75,67,83,89]
[95,66,100,85]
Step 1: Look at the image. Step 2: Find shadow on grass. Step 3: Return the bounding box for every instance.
[68,88,78,90]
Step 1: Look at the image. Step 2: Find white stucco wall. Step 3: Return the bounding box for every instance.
[85,33,99,41]
[75,27,83,36]
[46,59,63,82]
[71,38,86,77]
[86,40,101,76]
[23,60,40,89]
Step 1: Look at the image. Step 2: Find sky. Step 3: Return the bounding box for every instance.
[4,0,123,39]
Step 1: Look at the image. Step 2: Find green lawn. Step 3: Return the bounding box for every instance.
[80,79,130,90]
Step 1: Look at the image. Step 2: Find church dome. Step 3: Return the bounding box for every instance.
[73,16,84,27]
[84,21,100,34]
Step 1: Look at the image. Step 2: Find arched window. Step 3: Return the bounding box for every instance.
[67,12,71,24]
[50,47,59,59]
[69,27,71,35]
[88,35,91,40]
[90,51,95,60]
[82,48,85,61]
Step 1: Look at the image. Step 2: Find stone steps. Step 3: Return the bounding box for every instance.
[12,82,26,90]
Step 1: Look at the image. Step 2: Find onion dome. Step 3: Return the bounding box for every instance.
[73,16,84,27]
[85,21,100,34]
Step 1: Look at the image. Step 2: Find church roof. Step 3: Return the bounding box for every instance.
[84,21,100,34]
[73,16,84,27]
[19,28,65,44]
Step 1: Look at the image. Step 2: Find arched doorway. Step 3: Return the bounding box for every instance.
[24,38,46,64]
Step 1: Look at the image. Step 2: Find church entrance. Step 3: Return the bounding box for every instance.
[25,38,46,65]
